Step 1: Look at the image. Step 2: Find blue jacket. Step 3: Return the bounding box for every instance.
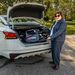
[50,18,67,41]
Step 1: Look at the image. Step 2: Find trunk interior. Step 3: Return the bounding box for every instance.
[11,25,50,44]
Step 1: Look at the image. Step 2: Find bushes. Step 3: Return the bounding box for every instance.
[66,21,75,34]
[66,25,75,34]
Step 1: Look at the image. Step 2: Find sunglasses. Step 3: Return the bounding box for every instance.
[55,15,60,17]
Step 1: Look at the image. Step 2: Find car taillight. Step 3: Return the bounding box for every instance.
[3,31,17,39]
[10,54,17,55]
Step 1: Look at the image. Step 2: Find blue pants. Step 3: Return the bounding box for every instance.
[51,41,64,65]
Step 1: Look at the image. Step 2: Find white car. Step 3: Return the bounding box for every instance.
[0,2,51,59]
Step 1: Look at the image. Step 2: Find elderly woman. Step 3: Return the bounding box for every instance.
[47,11,67,70]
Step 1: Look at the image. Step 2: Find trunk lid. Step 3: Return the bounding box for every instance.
[7,2,46,21]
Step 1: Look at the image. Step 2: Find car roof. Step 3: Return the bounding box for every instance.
[0,15,7,18]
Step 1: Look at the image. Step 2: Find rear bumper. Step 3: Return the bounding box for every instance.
[10,48,51,59]
[0,39,51,59]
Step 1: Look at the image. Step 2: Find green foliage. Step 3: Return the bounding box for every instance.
[0,0,16,14]
[59,0,73,20]
[44,0,74,21]
[44,0,56,21]
[66,21,75,34]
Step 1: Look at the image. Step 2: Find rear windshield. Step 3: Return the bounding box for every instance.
[9,18,44,26]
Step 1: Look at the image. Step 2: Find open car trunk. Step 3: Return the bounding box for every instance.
[7,2,50,43]
[13,25,50,43]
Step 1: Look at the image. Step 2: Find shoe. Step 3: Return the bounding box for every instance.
[49,61,54,64]
[53,65,59,70]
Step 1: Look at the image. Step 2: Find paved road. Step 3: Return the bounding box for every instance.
[0,35,75,75]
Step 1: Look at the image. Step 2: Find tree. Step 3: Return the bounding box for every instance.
[59,0,73,20]
[44,0,56,21]
[54,0,59,10]
[0,0,16,15]
[70,0,75,20]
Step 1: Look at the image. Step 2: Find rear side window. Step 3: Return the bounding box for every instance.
[0,19,5,25]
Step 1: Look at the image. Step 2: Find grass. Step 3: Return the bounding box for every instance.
[45,20,75,35]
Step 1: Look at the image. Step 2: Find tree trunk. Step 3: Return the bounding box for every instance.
[65,11,67,21]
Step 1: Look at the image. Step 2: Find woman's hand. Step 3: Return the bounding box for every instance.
[47,37,51,41]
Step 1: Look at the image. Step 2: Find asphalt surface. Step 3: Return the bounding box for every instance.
[0,35,75,75]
